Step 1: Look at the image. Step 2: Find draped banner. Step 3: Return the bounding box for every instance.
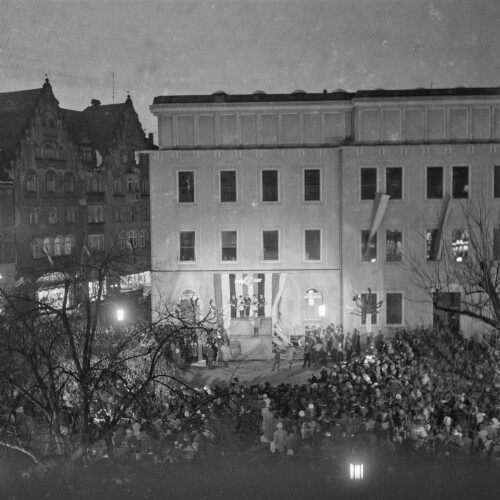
[213,273,283,332]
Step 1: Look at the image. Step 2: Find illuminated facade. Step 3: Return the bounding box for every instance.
[0,79,154,302]
[147,87,500,348]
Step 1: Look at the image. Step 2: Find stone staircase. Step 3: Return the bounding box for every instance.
[228,317,272,360]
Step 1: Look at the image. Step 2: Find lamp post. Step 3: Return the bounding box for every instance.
[116,308,125,322]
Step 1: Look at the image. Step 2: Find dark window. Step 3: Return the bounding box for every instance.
[180,231,195,262]
[178,171,195,203]
[386,229,402,262]
[304,169,321,201]
[361,292,378,325]
[386,293,403,325]
[79,145,92,162]
[64,172,74,193]
[494,166,500,198]
[220,171,237,203]
[427,167,443,199]
[452,166,469,198]
[494,228,500,260]
[361,230,377,262]
[262,170,278,202]
[221,231,237,261]
[305,229,321,261]
[263,230,279,260]
[361,168,377,200]
[426,229,438,261]
[386,167,402,199]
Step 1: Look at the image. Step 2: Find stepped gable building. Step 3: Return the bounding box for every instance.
[148,86,500,358]
[0,79,155,303]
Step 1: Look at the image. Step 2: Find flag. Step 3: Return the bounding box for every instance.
[15,277,25,287]
[83,245,91,257]
[433,194,452,261]
[43,247,54,266]
[368,193,390,241]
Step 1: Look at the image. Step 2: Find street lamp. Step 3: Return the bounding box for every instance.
[116,308,124,322]
[349,462,364,480]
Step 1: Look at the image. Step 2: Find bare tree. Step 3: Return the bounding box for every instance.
[406,199,500,338]
[0,246,222,463]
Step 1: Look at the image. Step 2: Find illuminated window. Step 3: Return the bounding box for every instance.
[138,230,147,248]
[88,234,104,251]
[29,207,39,225]
[452,229,469,262]
[178,171,195,203]
[54,236,64,256]
[361,230,377,262]
[128,230,138,249]
[221,231,237,261]
[30,238,43,258]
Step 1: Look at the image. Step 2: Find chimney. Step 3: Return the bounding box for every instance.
[91,99,101,107]
[148,132,154,143]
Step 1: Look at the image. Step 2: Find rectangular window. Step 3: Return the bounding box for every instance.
[142,205,150,222]
[262,170,278,202]
[48,207,57,225]
[305,229,321,261]
[361,292,378,325]
[427,167,443,199]
[127,177,139,193]
[178,171,195,203]
[304,169,321,201]
[29,207,39,225]
[220,171,237,203]
[494,166,500,198]
[79,145,92,162]
[114,178,122,194]
[426,229,438,261]
[386,293,403,325]
[360,168,377,200]
[179,231,195,262]
[87,177,105,193]
[263,230,279,261]
[221,231,237,261]
[493,228,500,260]
[386,167,402,200]
[452,166,469,198]
[66,206,76,225]
[386,229,402,262]
[361,230,377,262]
[87,204,104,223]
[88,234,104,251]
[452,229,469,262]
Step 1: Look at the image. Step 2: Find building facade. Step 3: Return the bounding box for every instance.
[0,79,154,308]
[148,87,500,352]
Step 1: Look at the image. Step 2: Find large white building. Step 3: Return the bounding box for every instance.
[147,87,500,356]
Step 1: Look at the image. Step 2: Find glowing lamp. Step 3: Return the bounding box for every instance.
[319,304,326,317]
[349,462,364,480]
[116,308,125,321]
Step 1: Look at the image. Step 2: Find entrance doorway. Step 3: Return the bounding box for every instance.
[433,292,460,333]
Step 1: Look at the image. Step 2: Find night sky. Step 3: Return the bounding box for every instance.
[1,0,499,137]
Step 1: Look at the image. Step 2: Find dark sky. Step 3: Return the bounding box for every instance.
[1,0,499,137]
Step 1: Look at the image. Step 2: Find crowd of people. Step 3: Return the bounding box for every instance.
[104,325,500,466]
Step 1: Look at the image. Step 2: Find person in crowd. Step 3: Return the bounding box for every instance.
[302,342,312,368]
[244,295,252,317]
[286,343,296,370]
[273,421,288,462]
[272,345,282,372]
[258,294,266,317]
[238,296,245,318]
